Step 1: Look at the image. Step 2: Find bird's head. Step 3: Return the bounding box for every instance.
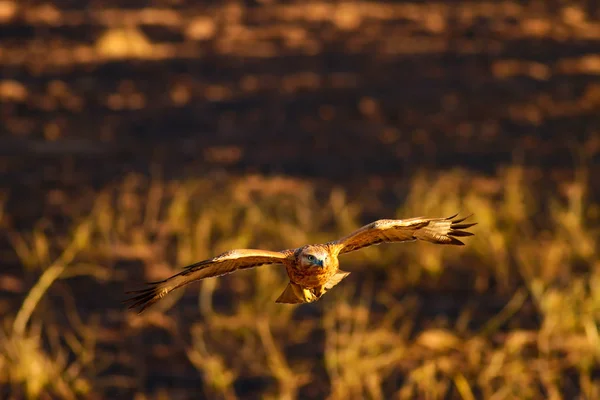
[298,245,330,269]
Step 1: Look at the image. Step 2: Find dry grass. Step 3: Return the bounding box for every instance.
[1,166,599,399]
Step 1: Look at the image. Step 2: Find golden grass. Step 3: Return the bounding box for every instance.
[1,166,599,398]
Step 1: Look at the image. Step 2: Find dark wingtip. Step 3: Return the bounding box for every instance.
[448,237,465,245]
[447,213,476,243]
[122,284,161,314]
[449,213,474,224]
[452,222,477,230]
[451,230,475,237]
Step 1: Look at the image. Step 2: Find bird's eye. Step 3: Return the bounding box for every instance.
[307,255,316,262]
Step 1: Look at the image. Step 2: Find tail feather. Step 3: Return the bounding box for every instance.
[275,282,318,304]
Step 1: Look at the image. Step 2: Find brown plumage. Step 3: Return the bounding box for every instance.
[124,213,476,313]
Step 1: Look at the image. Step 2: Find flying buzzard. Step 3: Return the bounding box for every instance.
[124,214,475,312]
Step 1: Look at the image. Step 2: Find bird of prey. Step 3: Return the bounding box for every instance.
[124,214,475,313]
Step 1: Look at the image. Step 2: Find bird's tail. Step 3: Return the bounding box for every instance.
[275,282,317,304]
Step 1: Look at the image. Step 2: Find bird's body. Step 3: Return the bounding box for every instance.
[125,214,476,312]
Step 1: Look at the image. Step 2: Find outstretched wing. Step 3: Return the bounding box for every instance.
[124,249,292,313]
[331,214,476,255]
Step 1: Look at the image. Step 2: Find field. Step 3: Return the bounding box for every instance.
[1,1,600,399]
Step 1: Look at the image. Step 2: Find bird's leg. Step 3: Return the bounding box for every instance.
[299,285,319,302]
[311,285,327,299]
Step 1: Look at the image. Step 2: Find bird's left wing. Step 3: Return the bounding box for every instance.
[331,214,475,255]
[124,249,292,313]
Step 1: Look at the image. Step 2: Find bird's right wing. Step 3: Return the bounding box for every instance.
[124,249,292,313]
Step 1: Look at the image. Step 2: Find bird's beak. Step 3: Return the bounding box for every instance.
[315,259,324,268]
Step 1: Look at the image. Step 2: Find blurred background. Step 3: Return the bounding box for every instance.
[1,0,599,399]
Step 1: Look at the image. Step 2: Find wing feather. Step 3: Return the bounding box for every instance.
[332,214,476,255]
[124,249,292,313]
